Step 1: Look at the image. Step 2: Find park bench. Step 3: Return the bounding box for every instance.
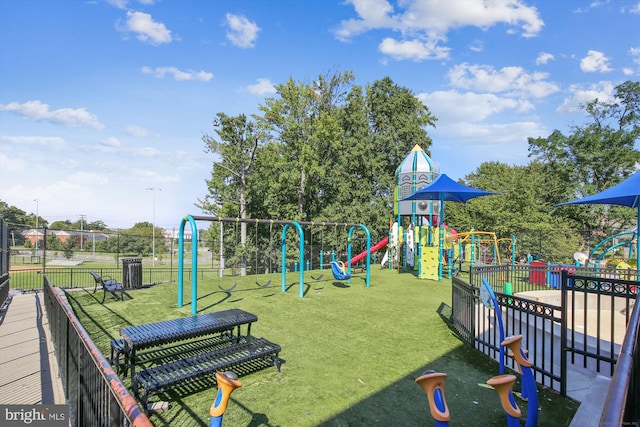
[89,271,124,303]
[110,334,234,376]
[134,337,281,410]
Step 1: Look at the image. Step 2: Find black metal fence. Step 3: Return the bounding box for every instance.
[9,267,221,292]
[451,276,565,391]
[468,263,637,295]
[452,265,638,392]
[43,275,153,427]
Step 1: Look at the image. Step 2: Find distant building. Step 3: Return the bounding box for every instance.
[23,229,109,246]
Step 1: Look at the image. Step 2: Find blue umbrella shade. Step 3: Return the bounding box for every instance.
[403,173,500,203]
[557,171,640,270]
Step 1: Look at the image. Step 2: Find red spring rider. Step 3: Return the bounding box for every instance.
[415,371,451,427]
[209,371,242,427]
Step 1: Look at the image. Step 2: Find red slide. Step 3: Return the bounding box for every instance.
[350,236,389,265]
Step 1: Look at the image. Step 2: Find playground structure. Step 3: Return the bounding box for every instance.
[176,215,372,313]
[389,145,508,280]
[585,226,638,268]
[384,222,516,280]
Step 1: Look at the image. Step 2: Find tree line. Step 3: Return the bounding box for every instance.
[199,71,639,265]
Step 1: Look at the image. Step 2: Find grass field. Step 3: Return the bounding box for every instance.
[65,267,579,426]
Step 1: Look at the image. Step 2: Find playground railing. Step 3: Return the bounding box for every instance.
[43,275,152,427]
[452,276,564,392]
[469,263,637,295]
[453,266,639,403]
[8,266,220,292]
[599,293,640,426]
[0,273,8,309]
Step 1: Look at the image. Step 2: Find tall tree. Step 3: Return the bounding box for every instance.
[528,80,640,242]
[258,71,353,220]
[446,161,582,262]
[200,113,266,275]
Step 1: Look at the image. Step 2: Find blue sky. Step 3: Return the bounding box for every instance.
[1,0,639,230]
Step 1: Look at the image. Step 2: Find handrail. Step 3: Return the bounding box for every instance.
[600,292,640,426]
[44,276,153,426]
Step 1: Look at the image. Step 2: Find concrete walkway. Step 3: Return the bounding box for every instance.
[0,291,66,405]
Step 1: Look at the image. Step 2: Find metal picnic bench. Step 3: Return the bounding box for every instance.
[112,309,281,410]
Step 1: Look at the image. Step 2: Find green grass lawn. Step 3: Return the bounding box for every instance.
[66,267,579,426]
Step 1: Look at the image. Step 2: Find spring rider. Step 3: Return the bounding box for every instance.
[503,334,538,427]
[209,371,242,427]
[415,370,450,427]
[487,374,521,427]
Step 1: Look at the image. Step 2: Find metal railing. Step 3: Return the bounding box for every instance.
[453,265,638,395]
[0,273,8,309]
[469,263,637,295]
[452,276,564,391]
[43,276,153,427]
[600,292,640,426]
[10,267,221,292]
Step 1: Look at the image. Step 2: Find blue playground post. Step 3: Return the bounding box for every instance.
[481,278,506,374]
[502,335,538,427]
[209,371,242,427]
[415,371,450,427]
[281,221,305,298]
[178,215,199,314]
[347,224,371,287]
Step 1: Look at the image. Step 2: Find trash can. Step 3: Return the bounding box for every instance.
[548,263,560,289]
[122,258,142,289]
[529,260,546,286]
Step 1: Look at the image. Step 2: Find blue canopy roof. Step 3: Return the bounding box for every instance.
[403,173,500,203]
[557,171,640,270]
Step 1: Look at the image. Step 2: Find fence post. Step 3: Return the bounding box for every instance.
[560,269,568,397]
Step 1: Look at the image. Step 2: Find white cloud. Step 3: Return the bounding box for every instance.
[121,11,172,45]
[106,0,128,9]
[106,0,158,8]
[125,125,150,137]
[447,63,559,98]
[0,100,105,130]
[536,52,555,65]
[141,66,213,81]
[225,13,260,48]
[246,78,276,95]
[580,50,612,73]
[469,40,483,53]
[419,90,534,122]
[101,137,121,148]
[0,135,68,151]
[557,81,615,113]
[445,121,544,144]
[334,0,544,60]
[133,146,162,158]
[379,37,450,61]
[627,1,640,14]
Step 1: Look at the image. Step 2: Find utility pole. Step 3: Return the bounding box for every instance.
[79,214,86,251]
[145,188,161,266]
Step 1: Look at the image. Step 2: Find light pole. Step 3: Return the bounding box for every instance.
[146,187,161,266]
[33,198,39,254]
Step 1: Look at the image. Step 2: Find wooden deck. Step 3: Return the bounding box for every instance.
[0,292,66,405]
